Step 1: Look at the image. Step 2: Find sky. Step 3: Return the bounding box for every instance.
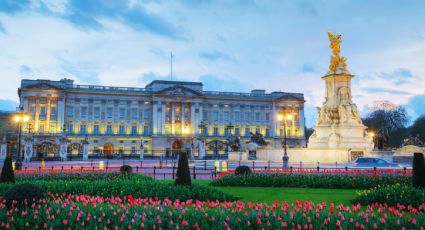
[0,0,424,127]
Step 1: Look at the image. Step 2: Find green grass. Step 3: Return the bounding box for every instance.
[163,180,357,205]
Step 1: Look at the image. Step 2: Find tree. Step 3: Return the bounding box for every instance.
[363,102,408,148]
[0,153,15,183]
[410,115,425,143]
[175,150,191,186]
[412,153,425,188]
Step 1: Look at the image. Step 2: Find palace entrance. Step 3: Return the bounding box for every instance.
[172,140,182,157]
[103,143,114,158]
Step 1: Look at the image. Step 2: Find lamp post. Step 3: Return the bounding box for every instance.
[14,107,30,170]
[278,113,293,169]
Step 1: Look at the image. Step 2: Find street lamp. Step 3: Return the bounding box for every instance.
[14,107,30,170]
[278,113,293,168]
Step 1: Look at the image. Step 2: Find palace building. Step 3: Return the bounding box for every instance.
[17,78,306,159]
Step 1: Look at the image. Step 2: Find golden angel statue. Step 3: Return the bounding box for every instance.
[327,31,347,71]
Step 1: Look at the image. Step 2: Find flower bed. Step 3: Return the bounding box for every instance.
[0,193,424,229]
[0,174,236,202]
[210,173,411,189]
[353,184,425,208]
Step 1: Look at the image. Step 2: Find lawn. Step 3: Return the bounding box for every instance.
[170,180,357,205]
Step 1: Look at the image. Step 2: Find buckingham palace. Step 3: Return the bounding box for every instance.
[16,78,306,160]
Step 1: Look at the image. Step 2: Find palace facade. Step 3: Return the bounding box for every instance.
[18,78,305,159]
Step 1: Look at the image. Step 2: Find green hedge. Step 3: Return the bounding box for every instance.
[352,184,425,207]
[1,174,236,202]
[210,173,411,189]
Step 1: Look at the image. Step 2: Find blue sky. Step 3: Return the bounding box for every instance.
[0,0,424,127]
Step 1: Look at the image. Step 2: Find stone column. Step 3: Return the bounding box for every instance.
[46,98,51,132]
[161,102,166,135]
[0,137,7,160]
[181,103,185,126]
[152,102,158,135]
[59,137,68,161]
[272,103,277,137]
[171,103,175,135]
[299,106,305,137]
[35,97,40,132]
[190,103,196,134]
[82,139,89,161]
[58,96,65,132]
[23,138,33,162]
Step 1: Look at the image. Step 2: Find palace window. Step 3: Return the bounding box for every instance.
[213,127,218,136]
[235,128,240,136]
[67,124,73,134]
[94,107,100,119]
[265,113,270,122]
[50,107,57,120]
[119,125,125,135]
[143,126,150,136]
[224,128,229,137]
[80,125,87,135]
[106,125,113,135]
[266,128,271,137]
[131,109,137,120]
[245,112,250,122]
[81,107,88,119]
[39,124,44,133]
[255,112,260,122]
[224,111,229,121]
[131,126,137,135]
[119,108,125,120]
[213,111,219,122]
[39,106,46,120]
[93,125,100,135]
[245,128,250,137]
[66,107,74,118]
[234,112,240,122]
[131,146,136,155]
[107,108,113,119]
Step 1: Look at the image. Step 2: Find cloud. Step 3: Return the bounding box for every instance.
[0,21,6,33]
[362,87,413,95]
[404,94,425,119]
[60,0,187,39]
[374,68,414,85]
[199,51,235,62]
[199,74,251,92]
[19,65,33,77]
[0,0,31,14]
[301,64,318,73]
[60,60,100,84]
[0,99,18,111]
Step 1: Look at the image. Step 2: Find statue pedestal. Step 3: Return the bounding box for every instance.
[308,124,373,150]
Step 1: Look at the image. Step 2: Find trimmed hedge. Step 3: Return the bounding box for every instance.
[234,166,252,175]
[210,173,412,189]
[3,183,46,208]
[0,174,236,202]
[352,184,425,208]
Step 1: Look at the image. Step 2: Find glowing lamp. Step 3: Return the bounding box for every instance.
[99,161,104,170]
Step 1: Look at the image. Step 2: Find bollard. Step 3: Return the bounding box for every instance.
[80,166,84,172]
[163,173,166,180]
[71,166,74,171]
[193,166,196,179]
[403,167,407,175]
[268,161,270,170]
[238,160,241,167]
[252,161,255,171]
[25,166,27,172]
[140,161,143,169]
[299,161,302,169]
[373,166,377,175]
[204,160,207,170]
[264,166,267,172]
[290,166,293,173]
[214,166,217,179]
[153,166,156,179]
[51,166,54,172]
[172,166,175,179]
[136,166,139,173]
[317,166,320,172]
[345,166,348,173]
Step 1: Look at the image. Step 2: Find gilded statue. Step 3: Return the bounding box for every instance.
[327,31,347,71]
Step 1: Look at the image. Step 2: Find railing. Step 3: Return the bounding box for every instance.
[4,159,413,181]
[69,85,151,93]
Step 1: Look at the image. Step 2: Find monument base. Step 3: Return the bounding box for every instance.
[308,124,373,150]
[255,147,380,163]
